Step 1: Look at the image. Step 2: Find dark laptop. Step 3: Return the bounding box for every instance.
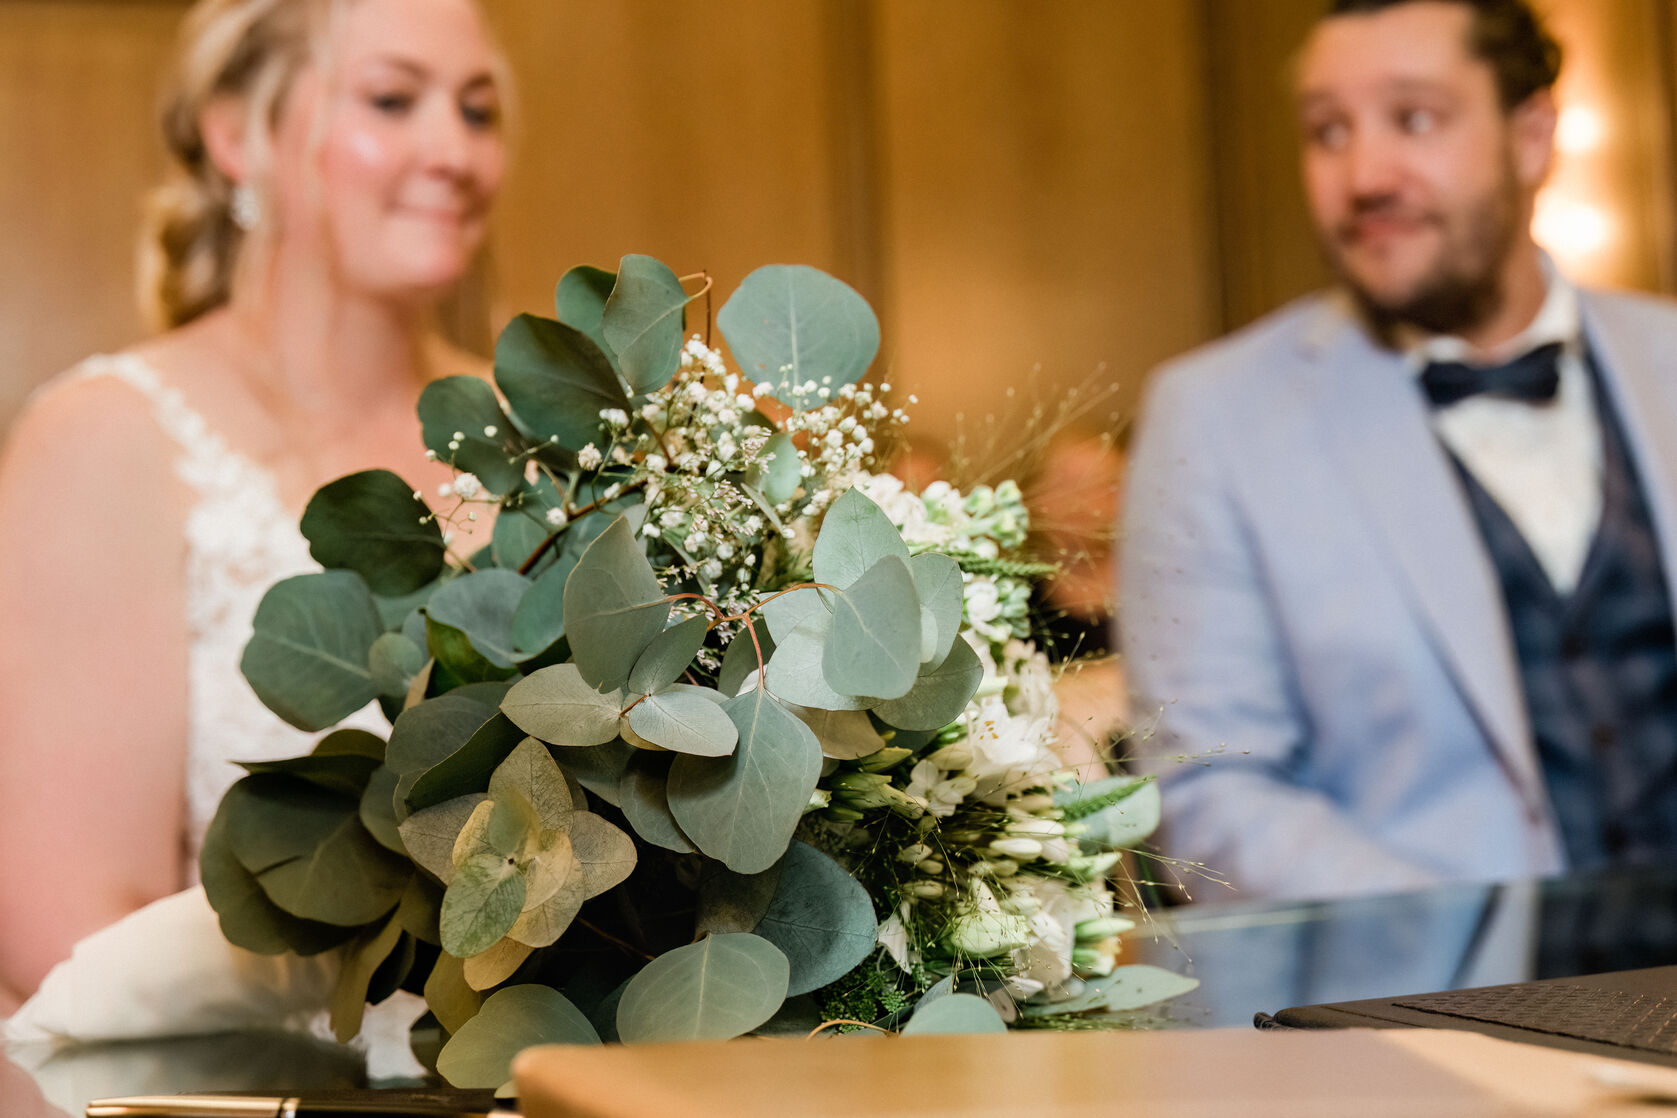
[1258,964,1677,1068]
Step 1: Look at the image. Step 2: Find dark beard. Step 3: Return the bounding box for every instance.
[1332,164,1521,343]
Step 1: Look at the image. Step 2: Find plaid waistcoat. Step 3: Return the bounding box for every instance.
[1450,353,1677,871]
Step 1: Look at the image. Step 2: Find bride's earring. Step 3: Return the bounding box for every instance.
[230,183,260,231]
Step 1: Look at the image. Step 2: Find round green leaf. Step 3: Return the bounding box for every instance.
[1098,964,1201,1011]
[716,617,773,699]
[909,552,964,668]
[300,470,446,596]
[359,764,405,853]
[716,265,879,410]
[563,516,671,690]
[628,616,709,696]
[812,488,911,591]
[406,713,528,814]
[555,738,635,806]
[223,775,411,926]
[398,793,487,883]
[617,752,695,853]
[425,570,530,670]
[745,431,801,505]
[236,751,380,798]
[370,632,427,699]
[901,992,1008,1035]
[199,800,354,956]
[494,313,628,451]
[555,265,618,360]
[668,689,822,873]
[440,852,527,958]
[512,552,578,659]
[437,985,600,1089]
[386,693,500,816]
[762,607,869,712]
[626,685,737,757]
[501,663,624,748]
[418,376,523,497]
[822,556,922,700]
[615,934,790,1044]
[752,842,877,997]
[872,634,984,731]
[241,571,383,732]
[602,254,688,394]
[426,615,519,685]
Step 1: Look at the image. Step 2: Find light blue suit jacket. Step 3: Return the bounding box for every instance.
[1119,287,1677,900]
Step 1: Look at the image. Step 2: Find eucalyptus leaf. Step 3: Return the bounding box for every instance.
[440,852,526,958]
[387,694,499,817]
[716,617,773,698]
[418,376,522,497]
[811,488,911,591]
[376,578,441,633]
[745,431,801,504]
[900,991,1008,1035]
[602,254,688,394]
[1098,964,1201,1012]
[437,985,600,1090]
[694,862,782,937]
[423,951,483,1035]
[786,705,885,760]
[463,936,536,992]
[615,934,790,1044]
[487,737,575,832]
[501,663,624,747]
[242,571,384,732]
[762,606,868,712]
[199,802,354,956]
[425,616,519,685]
[555,738,635,806]
[872,635,983,731]
[370,632,427,699]
[397,873,443,944]
[716,265,879,410]
[822,555,921,700]
[627,616,709,696]
[494,313,628,450]
[667,689,822,873]
[909,552,964,668]
[625,684,737,757]
[554,265,618,360]
[563,516,671,690]
[405,714,528,814]
[301,470,446,596]
[425,570,530,670]
[359,764,405,853]
[328,912,405,1042]
[398,793,487,883]
[491,473,564,571]
[223,775,411,926]
[511,551,577,658]
[752,842,877,997]
[756,586,824,644]
[617,752,695,853]
[313,728,387,761]
[236,752,380,799]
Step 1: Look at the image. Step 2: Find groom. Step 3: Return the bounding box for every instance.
[1121,0,1677,900]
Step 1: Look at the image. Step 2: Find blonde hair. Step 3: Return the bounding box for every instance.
[140,0,331,330]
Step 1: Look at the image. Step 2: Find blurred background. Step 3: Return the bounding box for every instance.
[1,0,1673,463]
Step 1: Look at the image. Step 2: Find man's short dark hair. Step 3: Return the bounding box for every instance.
[1326,0,1562,109]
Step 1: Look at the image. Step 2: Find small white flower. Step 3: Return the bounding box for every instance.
[482,424,499,438]
[700,558,723,580]
[645,454,668,473]
[685,532,706,552]
[577,443,603,470]
[451,473,483,500]
[545,507,569,528]
[437,482,454,498]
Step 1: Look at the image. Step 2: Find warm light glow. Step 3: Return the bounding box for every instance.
[1555,105,1606,154]
[1533,193,1613,262]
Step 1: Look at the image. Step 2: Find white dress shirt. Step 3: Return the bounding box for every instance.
[1404,272,1603,596]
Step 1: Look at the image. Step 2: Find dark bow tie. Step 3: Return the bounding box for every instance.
[1419,341,1564,407]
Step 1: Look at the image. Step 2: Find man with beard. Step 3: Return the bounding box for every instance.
[1121,0,1677,900]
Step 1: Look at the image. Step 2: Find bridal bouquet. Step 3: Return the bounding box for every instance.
[205,256,1191,1088]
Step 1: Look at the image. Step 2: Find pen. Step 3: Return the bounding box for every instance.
[85,1095,519,1118]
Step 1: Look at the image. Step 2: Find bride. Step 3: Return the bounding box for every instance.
[0,0,506,1013]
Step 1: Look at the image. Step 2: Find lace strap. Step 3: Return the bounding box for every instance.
[62,353,217,454]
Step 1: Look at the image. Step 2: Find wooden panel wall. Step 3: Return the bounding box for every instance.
[0,0,1221,463]
[0,0,185,430]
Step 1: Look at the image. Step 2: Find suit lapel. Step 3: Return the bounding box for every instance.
[1304,302,1545,810]
[1580,293,1677,601]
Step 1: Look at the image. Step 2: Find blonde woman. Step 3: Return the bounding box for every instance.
[0,0,506,1012]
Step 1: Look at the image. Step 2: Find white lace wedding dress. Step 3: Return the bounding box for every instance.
[66,353,389,875]
[5,354,419,1079]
